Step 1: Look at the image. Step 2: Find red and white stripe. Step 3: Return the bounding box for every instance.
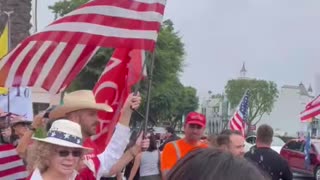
[0,0,166,94]
[0,144,28,180]
[301,95,320,121]
[229,112,245,136]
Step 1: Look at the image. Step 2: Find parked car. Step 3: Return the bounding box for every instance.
[280,139,320,179]
[245,135,285,153]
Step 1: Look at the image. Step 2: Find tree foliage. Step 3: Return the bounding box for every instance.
[225,79,278,125]
[49,1,198,127]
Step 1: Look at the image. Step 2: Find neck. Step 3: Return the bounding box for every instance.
[184,138,199,146]
[42,168,71,180]
[256,142,271,148]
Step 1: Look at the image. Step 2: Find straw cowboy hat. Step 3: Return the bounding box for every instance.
[32,119,92,150]
[49,90,113,120]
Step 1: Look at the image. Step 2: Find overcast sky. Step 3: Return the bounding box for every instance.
[37,0,320,99]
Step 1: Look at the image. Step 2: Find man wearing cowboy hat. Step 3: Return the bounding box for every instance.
[46,90,146,180]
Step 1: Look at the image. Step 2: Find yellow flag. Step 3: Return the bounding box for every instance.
[0,87,8,95]
[0,22,9,59]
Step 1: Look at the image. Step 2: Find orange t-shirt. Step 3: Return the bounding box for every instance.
[160,139,208,174]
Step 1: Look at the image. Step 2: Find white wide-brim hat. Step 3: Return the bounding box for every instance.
[32,119,92,150]
[49,90,113,120]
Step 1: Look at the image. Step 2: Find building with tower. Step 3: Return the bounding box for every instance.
[201,63,250,134]
[202,62,318,137]
[239,62,248,79]
[258,83,315,137]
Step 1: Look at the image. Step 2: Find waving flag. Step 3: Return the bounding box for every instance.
[229,90,250,136]
[0,21,9,59]
[92,48,145,153]
[304,132,311,170]
[0,0,166,94]
[0,144,28,180]
[301,95,320,122]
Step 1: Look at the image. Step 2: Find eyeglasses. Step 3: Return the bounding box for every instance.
[57,150,83,157]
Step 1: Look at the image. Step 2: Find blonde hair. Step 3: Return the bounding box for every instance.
[27,141,55,173]
[27,142,84,173]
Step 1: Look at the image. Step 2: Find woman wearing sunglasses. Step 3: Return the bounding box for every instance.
[27,119,91,180]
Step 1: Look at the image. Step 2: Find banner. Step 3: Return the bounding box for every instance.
[0,87,33,121]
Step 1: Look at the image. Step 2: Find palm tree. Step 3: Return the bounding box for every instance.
[0,0,32,49]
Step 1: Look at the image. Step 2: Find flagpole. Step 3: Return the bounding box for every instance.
[3,11,13,128]
[6,88,10,127]
[143,52,156,133]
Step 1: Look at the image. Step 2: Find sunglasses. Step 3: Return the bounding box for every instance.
[57,150,83,157]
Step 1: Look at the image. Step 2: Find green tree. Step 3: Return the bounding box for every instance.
[49,1,198,126]
[225,79,278,126]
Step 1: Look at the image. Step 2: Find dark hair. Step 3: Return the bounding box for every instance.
[147,133,158,152]
[208,134,217,147]
[216,130,242,146]
[257,124,273,144]
[167,148,268,180]
[166,127,175,134]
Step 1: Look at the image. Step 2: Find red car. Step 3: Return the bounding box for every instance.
[280,139,320,179]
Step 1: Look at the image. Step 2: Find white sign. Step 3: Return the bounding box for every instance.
[0,87,33,121]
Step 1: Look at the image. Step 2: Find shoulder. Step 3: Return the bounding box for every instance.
[162,140,179,154]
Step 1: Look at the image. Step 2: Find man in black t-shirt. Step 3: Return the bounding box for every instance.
[245,124,292,180]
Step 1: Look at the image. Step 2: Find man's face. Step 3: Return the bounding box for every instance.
[228,134,245,157]
[78,109,98,137]
[184,123,205,142]
[12,124,29,138]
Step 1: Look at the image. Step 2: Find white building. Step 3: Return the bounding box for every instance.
[201,62,247,135]
[201,93,231,135]
[31,87,61,115]
[258,83,314,137]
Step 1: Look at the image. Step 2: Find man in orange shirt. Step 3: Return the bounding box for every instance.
[160,112,208,178]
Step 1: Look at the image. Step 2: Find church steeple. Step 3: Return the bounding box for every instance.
[308,84,313,93]
[240,62,247,78]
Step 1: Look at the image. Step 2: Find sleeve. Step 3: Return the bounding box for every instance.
[96,123,130,179]
[160,142,177,175]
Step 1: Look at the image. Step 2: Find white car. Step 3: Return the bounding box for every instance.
[244,135,285,153]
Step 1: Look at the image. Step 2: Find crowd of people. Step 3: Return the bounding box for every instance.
[0,89,293,180]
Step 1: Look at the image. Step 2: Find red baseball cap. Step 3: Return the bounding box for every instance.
[185,112,206,128]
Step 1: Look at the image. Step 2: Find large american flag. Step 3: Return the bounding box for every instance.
[300,95,320,122]
[229,90,250,136]
[0,144,28,180]
[0,0,166,94]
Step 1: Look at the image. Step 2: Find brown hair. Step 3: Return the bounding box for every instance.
[216,130,242,146]
[167,148,269,180]
[27,141,56,173]
[257,124,273,145]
